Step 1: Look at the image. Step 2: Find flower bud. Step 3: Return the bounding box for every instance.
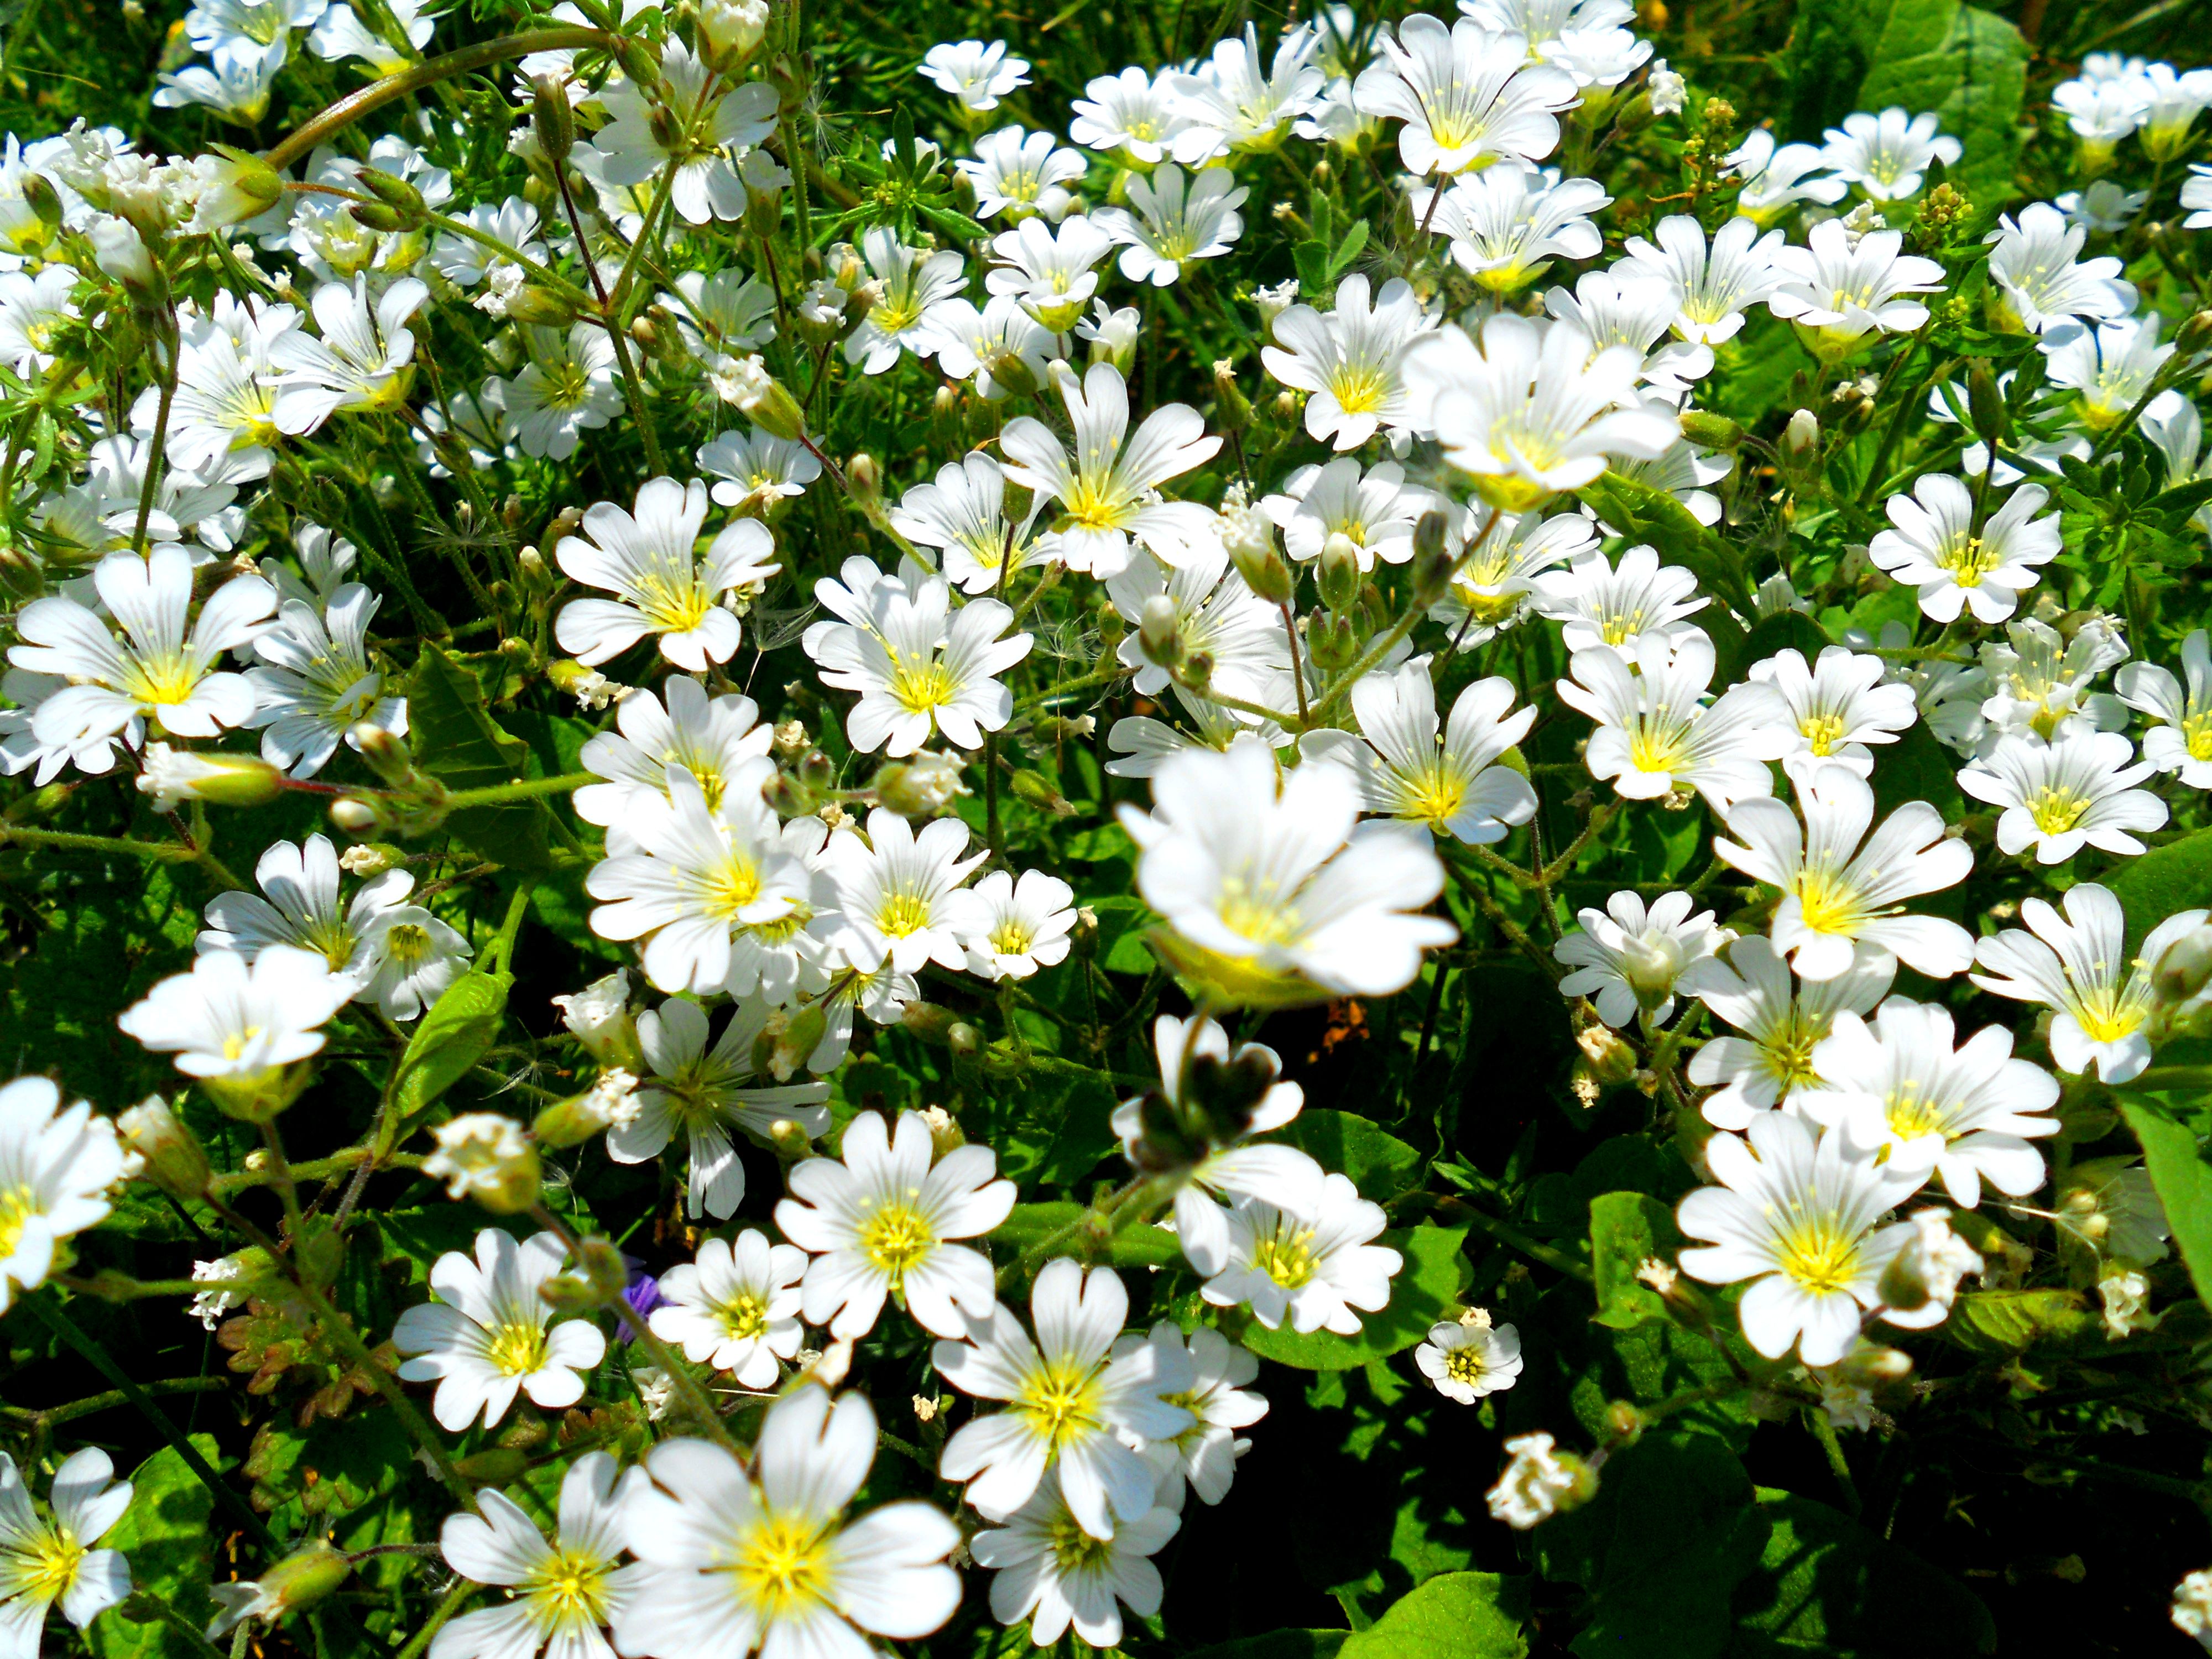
[1305,611,1357,671]
[533,1067,641,1147]
[351,723,418,788]
[456,1447,533,1485]
[135,744,285,811]
[947,1021,981,1057]
[2152,921,2212,1007]
[1222,495,1291,606]
[1211,359,1254,434]
[422,1113,541,1213]
[1139,594,1186,671]
[1411,509,1456,606]
[330,796,383,834]
[1966,357,2008,446]
[531,75,576,165]
[727,354,807,442]
[874,750,968,817]
[2179,309,2212,359]
[918,1104,964,1157]
[206,1541,352,1641]
[117,1097,212,1199]
[1782,408,1819,455]
[1009,769,1076,817]
[763,1001,827,1081]
[503,284,582,327]
[354,165,427,221]
[1317,533,1361,613]
[551,971,643,1070]
[981,342,1040,398]
[20,171,61,231]
[1676,409,1743,452]
[901,1001,962,1045]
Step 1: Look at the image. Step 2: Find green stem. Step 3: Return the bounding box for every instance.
[1311,505,1501,723]
[0,1375,228,1427]
[264,30,615,171]
[1416,1195,1594,1283]
[25,1293,275,1548]
[437,772,596,810]
[393,1578,477,1659]
[0,826,200,863]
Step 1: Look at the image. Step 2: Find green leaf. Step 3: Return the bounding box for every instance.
[1536,1432,1770,1659]
[987,1202,1183,1269]
[1240,1224,1471,1370]
[2120,1095,2212,1306]
[405,643,556,870]
[1715,611,1831,690]
[85,1437,223,1659]
[2109,827,2212,954]
[1938,1287,2099,1354]
[1339,1573,1527,1659]
[1589,1191,1683,1331]
[1867,718,1966,823]
[1329,220,1370,278]
[1856,1,2026,204]
[391,967,514,1123]
[1577,473,1754,614]
[1274,1111,1423,1202]
[1295,240,1330,296]
[1734,1489,1997,1654]
[1082,894,1161,975]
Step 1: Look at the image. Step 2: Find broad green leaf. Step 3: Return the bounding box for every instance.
[1536,1432,1769,1659]
[1939,1288,2098,1354]
[1734,1489,1996,1653]
[987,1201,1182,1270]
[85,1437,222,1659]
[1275,1111,1423,1202]
[1082,894,1161,975]
[1589,1191,1683,1331]
[405,643,556,870]
[390,967,514,1124]
[2120,1096,2212,1306]
[2109,827,2212,954]
[1577,473,1753,613]
[1339,1572,1527,1659]
[1240,1225,1470,1370]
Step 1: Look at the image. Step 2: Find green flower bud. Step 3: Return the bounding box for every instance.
[116,1097,212,1199]
[532,75,576,166]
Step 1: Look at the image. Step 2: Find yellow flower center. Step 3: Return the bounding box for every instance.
[857,1200,933,1285]
[1215,876,1302,947]
[220,1025,265,1062]
[1776,1217,1860,1295]
[1625,724,1691,776]
[717,1290,770,1341]
[1253,1226,1318,1289]
[636,572,718,635]
[1048,1512,1115,1573]
[1402,765,1467,828]
[384,921,433,966]
[2184,712,2212,762]
[693,852,765,921]
[2073,988,2143,1044]
[539,358,593,410]
[0,1184,40,1264]
[1800,712,1849,755]
[988,920,1035,956]
[523,1547,613,1626]
[1016,1358,1104,1449]
[2026,785,2090,836]
[887,653,957,714]
[875,891,932,937]
[121,649,204,709]
[1937,533,1997,588]
[12,1527,84,1602]
[1326,363,1388,415]
[1885,1083,1954,1142]
[484,1320,549,1376]
[726,1511,833,1621]
[1793,870,1863,937]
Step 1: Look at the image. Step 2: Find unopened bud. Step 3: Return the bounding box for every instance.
[1782,407,1819,455]
[1677,409,1743,451]
[901,1001,961,1045]
[1211,359,1254,434]
[1966,357,2008,446]
[551,971,643,1070]
[2153,923,2212,1005]
[135,744,285,810]
[764,1001,827,1081]
[503,284,581,327]
[1008,769,1075,817]
[20,171,60,230]
[330,797,382,834]
[532,75,576,164]
[2178,310,2212,358]
[874,750,967,817]
[1411,510,1455,605]
[947,1021,981,1057]
[1139,594,1186,671]
[1317,533,1361,612]
[117,1097,212,1199]
[917,1104,964,1156]
[727,354,806,442]
[351,723,418,787]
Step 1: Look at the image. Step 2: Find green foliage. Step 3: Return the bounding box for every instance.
[1733,1490,1996,1655]
[2119,1096,2212,1306]
[405,644,559,871]
[391,967,514,1121]
[85,1438,223,1659]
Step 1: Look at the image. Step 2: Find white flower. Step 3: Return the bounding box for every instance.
[1125,1323,1267,1505]
[844,227,967,373]
[1959,731,2167,863]
[1108,541,1288,707]
[422,1114,537,1208]
[1618,213,1787,346]
[154,37,285,122]
[920,39,1030,112]
[9,547,275,747]
[1558,632,1775,811]
[0,1078,123,1312]
[494,323,622,459]
[666,269,779,363]
[1798,999,2057,1208]
[1974,884,2207,1083]
[1260,273,1438,454]
[1000,362,1221,576]
[1069,67,1221,167]
[957,126,1087,221]
[1767,218,1945,357]
[2042,312,2180,430]
[890,454,1051,596]
[555,477,780,672]
[586,39,776,225]
[1260,456,1428,568]
[2057,178,2146,232]
[1416,1318,1523,1402]
[432,1451,642,1659]
[1400,312,1677,512]
[2185,162,2212,229]
[614,997,830,1219]
[2176,1569,2212,1652]
[1173,23,1328,154]
[0,264,77,375]
[1819,107,1961,200]
[1534,543,1707,654]
[1352,15,1578,179]
[1724,128,1846,226]
[936,1258,1193,1540]
[2138,62,2212,156]
[973,1468,1179,1650]
[1556,890,1735,1029]
[1425,507,1598,643]
[269,275,425,432]
[0,1448,133,1641]
[774,1107,1015,1339]
[1314,660,1537,845]
[585,760,812,994]
[1542,268,1715,395]
[1417,165,1609,294]
[1201,1172,1401,1334]
[119,944,349,1082]
[2144,401,2212,538]
[1737,644,1918,780]
[807,573,1031,757]
[392,1229,608,1431]
[1093,163,1247,286]
[574,676,773,855]
[1978,615,2129,746]
[1982,201,2132,335]
[1690,936,1896,1129]
[1122,739,1456,999]
[649,1229,808,1387]
[243,582,405,777]
[1715,764,1974,981]
[1676,1112,1926,1365]
[962,869,1078,979]
[983,213,1114,332]
[823,807,988,976]
[310,0,432,68]
[927,291,1056,401]
[1485,1432,1584,1528]
[616,1390,962,1659]
[698,427,820,510]
[1866,474,2060,625]
[2120,628,2212,787]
